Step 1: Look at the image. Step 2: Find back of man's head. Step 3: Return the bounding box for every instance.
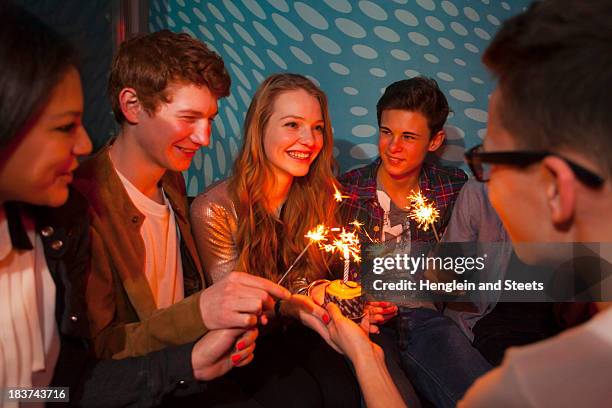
[376,76,449,137]
[108,30,231,125]
[483,0,612,178]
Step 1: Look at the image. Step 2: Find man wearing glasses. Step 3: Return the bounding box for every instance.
[319,1,611,407]
[460,0,612,405]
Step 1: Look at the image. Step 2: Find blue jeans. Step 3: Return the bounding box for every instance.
[396,307,492,408]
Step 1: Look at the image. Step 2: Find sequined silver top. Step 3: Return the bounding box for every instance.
[190,180,309,293]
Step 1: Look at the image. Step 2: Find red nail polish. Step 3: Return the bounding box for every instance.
[231,354,241,364]
[322,314,330,324]
[237,341,246,350]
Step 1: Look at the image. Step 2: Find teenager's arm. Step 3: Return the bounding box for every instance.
[440,179,481,242]
[190,185,238,284]
[77,342,201,407]
[326,304,406,408]
[353,347,406,408]
[75,328,258,407]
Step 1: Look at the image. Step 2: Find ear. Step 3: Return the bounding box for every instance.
[118,88,141,124]
[542,156,576,227]
[428,129,445,152]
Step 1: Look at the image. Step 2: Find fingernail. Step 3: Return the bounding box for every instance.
[231,354,241,364]
[322,314,330,324]
[237,341,246,350]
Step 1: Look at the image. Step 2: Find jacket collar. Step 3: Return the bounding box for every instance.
[3,202,33,250]
[81,143,188,224]
[74,143,202,320]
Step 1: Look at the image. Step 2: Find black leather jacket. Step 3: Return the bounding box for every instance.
[5,191,202,407]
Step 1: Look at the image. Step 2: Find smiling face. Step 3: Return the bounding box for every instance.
[0,67,92,207]
[132,82,218,172]
[263,89,325,182]
[378,109,444,180]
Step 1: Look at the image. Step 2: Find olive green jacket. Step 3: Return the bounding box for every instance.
[73,144,207,359]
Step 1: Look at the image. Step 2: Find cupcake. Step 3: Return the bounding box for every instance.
[324,280,365,320]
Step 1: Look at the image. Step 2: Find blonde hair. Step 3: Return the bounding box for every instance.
[229,73,339,285]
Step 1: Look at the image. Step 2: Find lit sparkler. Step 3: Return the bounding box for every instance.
[350,219,377,243]
[408,191,441,242]
[278,185,365,286]
[333,184,349,203]
[278,224,328,285]
[321,228,361,282]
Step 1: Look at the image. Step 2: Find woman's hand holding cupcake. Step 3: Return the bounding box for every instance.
[279,294,341,353]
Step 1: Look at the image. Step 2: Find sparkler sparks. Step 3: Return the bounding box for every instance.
[321,228,361,282]
[278,225,329,285]
[350,219,377,243]
[333,184,349,202]
[322,228,361,263]
[305,224,328,242]
[279,222,363,285]
[279,186,365,285]
[408,191,441,241]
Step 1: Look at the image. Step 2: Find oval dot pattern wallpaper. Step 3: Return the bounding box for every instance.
[149,0,530,196]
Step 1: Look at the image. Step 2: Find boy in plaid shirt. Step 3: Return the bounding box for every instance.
[338,77,490,408]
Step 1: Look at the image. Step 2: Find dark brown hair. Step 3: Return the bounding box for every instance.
[0,1,78,147]
[483,0,612,177]
[376,76,449,136]
[108,30,231,123]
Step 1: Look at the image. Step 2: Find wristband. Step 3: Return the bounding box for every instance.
[306,279,331,298]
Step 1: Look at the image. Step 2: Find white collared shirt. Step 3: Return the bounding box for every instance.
[0,208,60,408]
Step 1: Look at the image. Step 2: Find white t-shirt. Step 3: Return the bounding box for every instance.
[115,171,184,308]
[0,208,60,408]
[460,307,612,407]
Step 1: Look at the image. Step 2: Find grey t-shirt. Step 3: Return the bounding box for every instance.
[376,186,411,252]
[376,185,435,309]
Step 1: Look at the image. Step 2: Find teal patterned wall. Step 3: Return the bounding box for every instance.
[149,0,531,196]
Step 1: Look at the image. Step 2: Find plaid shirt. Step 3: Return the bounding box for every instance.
[338,158,467,245]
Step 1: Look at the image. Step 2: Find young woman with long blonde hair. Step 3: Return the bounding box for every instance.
[191,73,360,406]
[193,73,337,289]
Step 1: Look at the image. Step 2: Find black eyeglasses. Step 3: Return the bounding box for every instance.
[465,144,605,188]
